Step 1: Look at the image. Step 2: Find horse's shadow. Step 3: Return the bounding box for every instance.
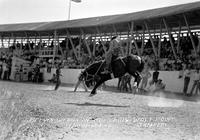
[65,102,130,108]
[39,89,55,91]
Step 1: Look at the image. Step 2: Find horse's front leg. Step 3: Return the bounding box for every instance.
[132,72,142,94]
[89,80,105,96]
[135,73,142,93]
[89,74,111,97]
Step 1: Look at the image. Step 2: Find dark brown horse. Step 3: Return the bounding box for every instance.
[80,54,145,96]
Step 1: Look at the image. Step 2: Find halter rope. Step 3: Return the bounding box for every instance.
[84,61,104,82]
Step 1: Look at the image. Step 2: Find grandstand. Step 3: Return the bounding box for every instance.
[0,1,200,93]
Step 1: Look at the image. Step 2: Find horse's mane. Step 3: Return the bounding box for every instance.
[84,60,104,73]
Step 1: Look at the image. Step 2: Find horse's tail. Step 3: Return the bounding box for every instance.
[137,58,145,72]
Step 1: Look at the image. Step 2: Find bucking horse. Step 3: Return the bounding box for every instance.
[79,54,145,96]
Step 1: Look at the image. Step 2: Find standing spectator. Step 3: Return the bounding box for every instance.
[1,60,8,80]
[183,65,192,95]
[189,68,200,96]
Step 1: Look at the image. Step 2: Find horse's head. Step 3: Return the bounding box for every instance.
[79,61,103,87]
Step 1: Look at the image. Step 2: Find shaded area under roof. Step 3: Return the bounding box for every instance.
[0,1,200,36]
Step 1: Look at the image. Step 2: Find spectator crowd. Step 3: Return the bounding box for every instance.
[0,32,200,95]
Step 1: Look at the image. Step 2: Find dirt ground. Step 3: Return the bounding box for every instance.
[0,81,200,140]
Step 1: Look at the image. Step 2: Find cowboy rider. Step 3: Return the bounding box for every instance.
[102,36,123,74]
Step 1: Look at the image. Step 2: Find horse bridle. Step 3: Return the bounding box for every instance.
[82,61,104,82]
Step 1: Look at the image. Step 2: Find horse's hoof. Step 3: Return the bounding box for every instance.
[89,94,95,97]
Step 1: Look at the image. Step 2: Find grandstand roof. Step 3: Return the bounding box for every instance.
[0,1,200,36]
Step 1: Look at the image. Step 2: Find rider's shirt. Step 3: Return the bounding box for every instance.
[108,39,123,56]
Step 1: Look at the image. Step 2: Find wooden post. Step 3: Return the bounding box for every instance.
[141,27,145,55]
[162,18,177,59]
[128,22,140,56]
[131,22,140,56]
[144,21,158,57]
[13,34,17,49]
[34,33,37,52]
[92,34,96,56]
[112,24,118,36]
[25,32,31,50]
[80,29,92,57]
[176,23,182,54]
[8,34,11,47]
[20,37,23,51]
[57,35,64,57]
[47,34,51,47]
[52,30,57,62]
[1,36,4,48]
[38,34,42,51]
[128,23,133,55]
[183,14,197,57]
[197,36,200,54]
[127,30,130,55]
[158,24,162,58]
[66,29,78,61]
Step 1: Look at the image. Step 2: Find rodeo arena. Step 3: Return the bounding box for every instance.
[1,1,200,140]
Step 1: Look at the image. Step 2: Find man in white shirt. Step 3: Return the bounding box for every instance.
[189,68,200,96]
[1,61,8,79]
[183,65,192,95]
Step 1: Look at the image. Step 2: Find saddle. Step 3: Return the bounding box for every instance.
[101,57,125,77]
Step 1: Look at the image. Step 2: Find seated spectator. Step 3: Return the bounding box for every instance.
[155,79,166,91]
